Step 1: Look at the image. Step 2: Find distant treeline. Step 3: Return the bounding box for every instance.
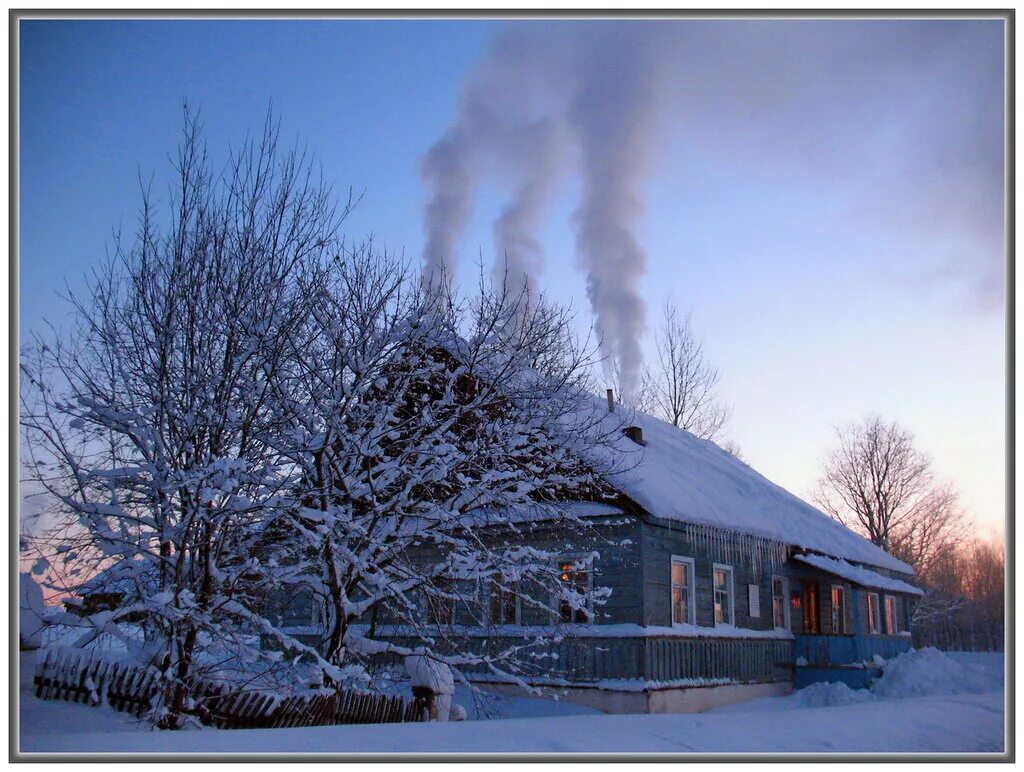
[912,538,1004,653]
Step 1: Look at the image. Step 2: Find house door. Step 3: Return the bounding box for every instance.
[803,581,820,634]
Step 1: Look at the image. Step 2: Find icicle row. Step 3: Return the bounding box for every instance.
[678,521,787,580]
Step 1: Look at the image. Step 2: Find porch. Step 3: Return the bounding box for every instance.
[794,633,912,689]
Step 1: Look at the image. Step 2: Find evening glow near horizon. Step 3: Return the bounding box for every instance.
[19,19,1006,536]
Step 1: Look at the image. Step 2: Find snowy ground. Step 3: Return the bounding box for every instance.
[18,649,1005,756]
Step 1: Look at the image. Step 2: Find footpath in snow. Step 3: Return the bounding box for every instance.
[18,649,1005,755]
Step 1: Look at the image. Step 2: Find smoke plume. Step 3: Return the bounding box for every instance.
[421,20,1004,394]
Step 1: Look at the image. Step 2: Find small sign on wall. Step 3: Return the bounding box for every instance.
[748,584,760,617]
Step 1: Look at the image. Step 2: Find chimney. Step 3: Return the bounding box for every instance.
[606,388,615,413]
[623,425,646,446]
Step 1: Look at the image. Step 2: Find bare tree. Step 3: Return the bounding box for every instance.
[638,301,730,440]
[889,482,970,580]
[813,416,969,569]
[815,416,928,548]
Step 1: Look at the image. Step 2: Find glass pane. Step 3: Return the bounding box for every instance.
[672,563,684,586]
[714,569,726,589]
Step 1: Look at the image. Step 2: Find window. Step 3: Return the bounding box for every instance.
[885,595,900,634]
[831,585,847,634]
[488,576,520,626]
[867,592,881,634]
[772,576,790,629]
[671,556,695,625]
[557,557,592,623]
[713,564,734,625]
[803,581,820,634]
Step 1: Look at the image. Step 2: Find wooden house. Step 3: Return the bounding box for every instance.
[271,406,922,714]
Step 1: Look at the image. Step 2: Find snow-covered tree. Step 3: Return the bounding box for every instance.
[259,251,629,680]
[20,108,346,724]
[20,109,630,724]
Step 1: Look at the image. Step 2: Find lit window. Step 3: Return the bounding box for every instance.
[831,585,847,634]
[557,558,592,623]
[884,595,900,634]
[772,576,790,629]
[867,592,881,634]
[713,565,734,625]
[489,576,520,626]
[671,557,695,625]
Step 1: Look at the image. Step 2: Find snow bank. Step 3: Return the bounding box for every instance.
[719,647,1004,715]
[715,680,875,714]
[871,647,1003,699]
[786,681,875,709]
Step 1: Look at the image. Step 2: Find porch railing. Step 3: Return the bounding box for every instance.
[794,634,911,666]
[379,632,793,686]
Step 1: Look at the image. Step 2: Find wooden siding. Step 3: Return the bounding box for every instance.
[638,518,782,632]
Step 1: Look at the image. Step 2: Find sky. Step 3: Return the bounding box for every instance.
[18,18,1007,538]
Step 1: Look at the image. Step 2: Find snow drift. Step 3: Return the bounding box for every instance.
[871,647,1004,700]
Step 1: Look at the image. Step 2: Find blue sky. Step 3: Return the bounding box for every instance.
[18,19,1007,537]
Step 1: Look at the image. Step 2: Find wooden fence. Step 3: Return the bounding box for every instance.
[32,647,426,729]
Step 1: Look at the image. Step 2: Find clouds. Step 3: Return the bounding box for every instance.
[420,19,1006,391]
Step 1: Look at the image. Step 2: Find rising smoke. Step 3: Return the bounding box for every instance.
[421,20,1004,397]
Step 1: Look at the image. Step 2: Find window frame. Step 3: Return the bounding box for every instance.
[554,555,594,625]
[884,594,899,634]
[670,555,696,626]
[867,591,881,635]
[712,562,735,626]
[830,584,848,635]
[487,575,521,627]
[771,575,790,630]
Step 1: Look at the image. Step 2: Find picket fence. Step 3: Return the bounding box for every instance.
[32,647,426,729]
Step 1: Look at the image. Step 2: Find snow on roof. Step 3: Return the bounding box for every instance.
[601,408,914,575]
[464,500,625,527]
[794,554,924,596]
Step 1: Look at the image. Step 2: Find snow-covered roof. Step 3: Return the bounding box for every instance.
[601,409,914,575]
[794,554,924,596]
[78,558,158,596]
[464,500,625,527]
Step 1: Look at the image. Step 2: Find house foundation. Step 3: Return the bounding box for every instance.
[479,679,792,715]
